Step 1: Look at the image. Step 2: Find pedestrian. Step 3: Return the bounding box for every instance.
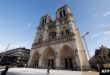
[1,65,9,75]
[47,67,50,74]
[24,63,26,68]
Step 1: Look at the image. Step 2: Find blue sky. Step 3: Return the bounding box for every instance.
[0,0,110,57]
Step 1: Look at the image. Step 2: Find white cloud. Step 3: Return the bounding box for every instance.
[102,11,110,16]
[91,33,98,38]
[27,22,32,28]
[104,31,110,34]
[91,23,110,39]
[99,24,108,27]
[91,32,101,39]
[93,11,110,17]
[96,37,110,46]
[96,23,110,33]
[91,27,110,39]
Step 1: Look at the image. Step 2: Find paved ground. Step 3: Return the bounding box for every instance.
[0,68,99,75]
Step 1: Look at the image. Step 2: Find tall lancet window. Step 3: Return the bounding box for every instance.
[60,11,63,18]
[63,9,66,17]
[42,19,44,26]
[44,18,46,24]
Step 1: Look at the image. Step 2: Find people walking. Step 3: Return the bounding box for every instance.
[24,63,27,68]
[47,67,50,74]
[1,65,9,75]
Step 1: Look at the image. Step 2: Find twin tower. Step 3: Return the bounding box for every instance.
[28,5,90,70]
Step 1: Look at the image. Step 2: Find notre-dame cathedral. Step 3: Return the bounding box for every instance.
[28,5,90,71]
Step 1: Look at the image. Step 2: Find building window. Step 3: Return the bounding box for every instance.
[61,31,64,36]
[49,32,56,39]
[38,38,42,43]
[60,11,63,18]
[42,18,46,26]
[63,9,66,17]
[42,19,44,26]
[44,18,46,24]
[103,56,107,62]
[66,29,70,35]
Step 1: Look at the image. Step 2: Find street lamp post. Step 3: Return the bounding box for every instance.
[82,32,91,60]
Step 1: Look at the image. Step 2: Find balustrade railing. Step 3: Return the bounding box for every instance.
[32,34,75,48]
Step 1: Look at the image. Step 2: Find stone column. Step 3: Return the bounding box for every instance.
[27,49,35,67]
[55,52,60,69]
[43,25,48,41]
[38,59,42,68]
[38,53,43,68]
[56,25,61,37]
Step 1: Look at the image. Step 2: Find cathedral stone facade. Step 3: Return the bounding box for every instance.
[28,5,90,71]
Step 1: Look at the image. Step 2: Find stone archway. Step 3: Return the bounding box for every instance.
[31,51,39,68]
[42,47,55,68]
[60,45,76,70]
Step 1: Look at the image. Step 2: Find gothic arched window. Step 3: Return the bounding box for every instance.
[38,38,41,43]
[49,32,56,39]
[42,19,44,26]
[63,9,66,17]
[44,18,46,24]
[61,31,64,36]
[60,11,63,18]
[42,18,47,26]
[66,29,70,35]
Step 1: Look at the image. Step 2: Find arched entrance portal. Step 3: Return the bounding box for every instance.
[42,47,55,69]
[31,51,39,68]
[60,45,75,70]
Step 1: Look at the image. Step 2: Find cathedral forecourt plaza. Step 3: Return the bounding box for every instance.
[28,5,91,71]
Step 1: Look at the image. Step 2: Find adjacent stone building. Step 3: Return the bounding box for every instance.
[28,5,90,70]
[0,47,30,66]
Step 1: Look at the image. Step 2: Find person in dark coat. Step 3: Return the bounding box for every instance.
[1,65,9,75]
[47,67,50,74]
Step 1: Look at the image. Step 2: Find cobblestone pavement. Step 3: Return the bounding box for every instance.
[0,68,99,75]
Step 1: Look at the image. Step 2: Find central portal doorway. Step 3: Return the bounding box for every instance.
[48,59,54,69]
[64,58,73,69]
[42,47,55,69]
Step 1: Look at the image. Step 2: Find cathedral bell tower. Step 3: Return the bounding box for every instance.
[56,5,90,70]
